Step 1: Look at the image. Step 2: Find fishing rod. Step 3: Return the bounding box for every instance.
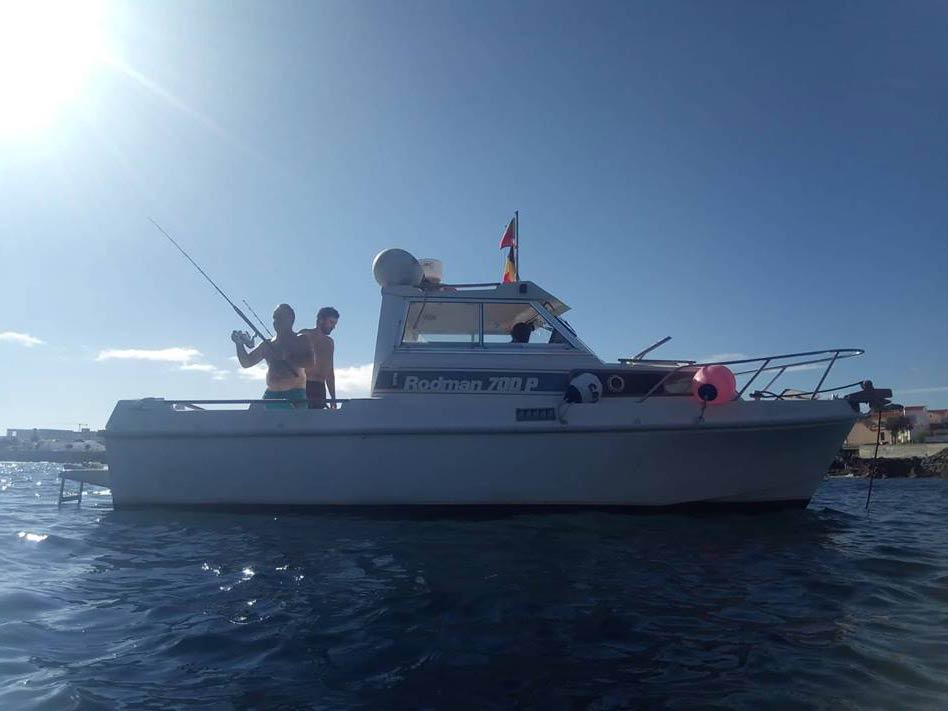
[149,218,297,376]
[242,299,274,339]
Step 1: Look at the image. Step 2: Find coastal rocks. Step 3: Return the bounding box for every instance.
[922,449,948,478]
[856,457,925,478]
[875,457,927,478]
[833,448,948,478]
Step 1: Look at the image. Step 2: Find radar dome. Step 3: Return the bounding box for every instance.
[372,249,424,288]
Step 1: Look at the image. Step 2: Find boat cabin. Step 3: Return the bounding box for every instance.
[367,249,724,400]
[371,281,606,397]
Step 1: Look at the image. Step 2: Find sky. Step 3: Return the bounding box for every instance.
[1,0,946,432]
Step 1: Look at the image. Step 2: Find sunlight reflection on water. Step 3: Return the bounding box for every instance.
[0,462,946,708]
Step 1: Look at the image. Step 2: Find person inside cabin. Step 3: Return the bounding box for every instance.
[510,322,534,344]
[232,303,312,409]
[301,306,340,409]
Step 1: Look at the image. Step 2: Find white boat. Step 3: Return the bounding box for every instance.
[104,249,885,511]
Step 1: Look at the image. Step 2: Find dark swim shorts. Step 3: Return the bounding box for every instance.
[306,380,327,409]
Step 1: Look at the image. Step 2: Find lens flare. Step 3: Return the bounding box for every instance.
[0,0,106,135]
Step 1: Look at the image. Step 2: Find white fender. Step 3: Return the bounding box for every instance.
[565,373,602,404]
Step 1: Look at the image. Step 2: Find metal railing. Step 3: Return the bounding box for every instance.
[137,398,360,411]
[635,348,865,403]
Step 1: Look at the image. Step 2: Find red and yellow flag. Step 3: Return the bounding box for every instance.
[499,217,516,249]
[499,215,517,282]
[502,246,517,283]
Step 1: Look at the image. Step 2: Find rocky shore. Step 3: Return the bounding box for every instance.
[831,448,948,479]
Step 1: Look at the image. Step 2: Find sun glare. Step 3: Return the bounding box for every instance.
[0,0,106,136]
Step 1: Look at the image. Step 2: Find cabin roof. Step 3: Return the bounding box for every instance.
[381,281,570,316]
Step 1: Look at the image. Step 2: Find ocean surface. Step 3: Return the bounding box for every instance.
[1,463,947,710]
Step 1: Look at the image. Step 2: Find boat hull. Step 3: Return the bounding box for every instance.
[104,397,856,510]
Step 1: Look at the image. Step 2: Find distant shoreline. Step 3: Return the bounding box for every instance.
[0,451,107,465]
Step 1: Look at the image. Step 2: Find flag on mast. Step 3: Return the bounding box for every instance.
[502,246,517,283]
[499,215,518,283]
[499,217,516,249]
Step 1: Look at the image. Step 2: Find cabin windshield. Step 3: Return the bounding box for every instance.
[402,302,479,344]
[400,300,577,348]
[483,303,561,345]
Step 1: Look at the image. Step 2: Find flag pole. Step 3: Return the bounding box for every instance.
[515,210,519,280]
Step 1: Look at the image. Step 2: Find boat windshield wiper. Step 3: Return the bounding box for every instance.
[630,336,672,361]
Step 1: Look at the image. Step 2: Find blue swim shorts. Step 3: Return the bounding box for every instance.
[262,388,307,410]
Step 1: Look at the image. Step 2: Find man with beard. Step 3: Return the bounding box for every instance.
[301,306,339,409]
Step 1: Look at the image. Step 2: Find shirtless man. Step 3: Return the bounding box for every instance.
[232,303,313,409]
[301,306,339,409]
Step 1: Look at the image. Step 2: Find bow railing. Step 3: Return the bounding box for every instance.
[635,348,865,403]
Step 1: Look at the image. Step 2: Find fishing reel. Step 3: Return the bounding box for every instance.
[231,330,257,349]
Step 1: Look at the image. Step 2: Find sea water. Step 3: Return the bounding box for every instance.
[1,461,946,709]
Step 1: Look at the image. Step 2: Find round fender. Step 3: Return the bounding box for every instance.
[691,365,737,405]
[565,373,602,404]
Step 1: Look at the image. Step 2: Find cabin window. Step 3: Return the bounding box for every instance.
[402,302,479,345]
[482,303,570,347]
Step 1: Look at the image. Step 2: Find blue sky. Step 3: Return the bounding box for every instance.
[1,0,946,431]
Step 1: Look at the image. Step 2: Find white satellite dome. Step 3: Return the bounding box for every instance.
[372,249,424,288]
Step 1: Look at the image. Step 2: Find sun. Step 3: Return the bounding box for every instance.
[0,0,106,136]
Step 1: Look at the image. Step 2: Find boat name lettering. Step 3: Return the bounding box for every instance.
[402,375,541,393]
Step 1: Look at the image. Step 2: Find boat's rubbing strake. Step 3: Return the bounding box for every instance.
[105,417,856,440]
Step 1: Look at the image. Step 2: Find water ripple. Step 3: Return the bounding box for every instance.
[0,463,947,708]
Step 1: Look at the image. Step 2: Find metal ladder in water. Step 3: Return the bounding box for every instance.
[58,467,110,506]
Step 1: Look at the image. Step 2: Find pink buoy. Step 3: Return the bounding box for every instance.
[691,365,737,405]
